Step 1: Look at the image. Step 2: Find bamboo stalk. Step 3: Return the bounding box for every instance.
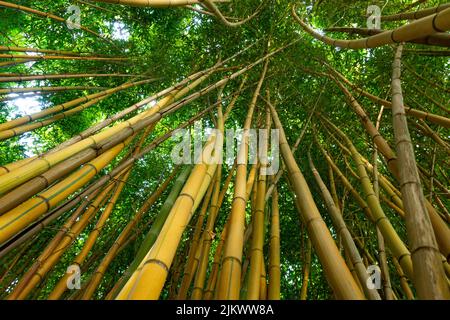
[299,238,311,300]
[0,139,131,246]
[217,58,269,300]
[0,73,141,83]
[108,165,192,299]
[246,108,270,300]
[0,1,109,42]
[0,46,114,57]
[91,0,229,8]
[177,177,216,299]
[265,98,364,299]
[381,4,450,21]
[267,185,280,300]
[292,4,450,49]
[308,151,381,300]
[0,86,108,95]
[0,78,156,134]
[0,53,128,61]
[324,27,450,47]
[80,167,178,299]
[390,45,449,299]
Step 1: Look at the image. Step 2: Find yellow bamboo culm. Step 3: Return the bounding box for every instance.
[0,140,129,246]
[247,108,270,300]
[8,179,117,300]
[116,127,223,299]
[191,90,228,300]
[217,59,269,299]
[47,125,156,300]
[267,186,280,300]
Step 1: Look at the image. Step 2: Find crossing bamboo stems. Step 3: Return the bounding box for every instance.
[48,168,129,299]
[308,151,381,300]
[203,223,228,300]
[8,181,116,299]
[178,87,228,300]
[217,58,269,300]
[0,147,102,215]
[189,176,220,300]
[392,257,415,299]
[200,0,263,27]
[116,123,223,299]
[0,41,288,185]
[0,1,111,42]
[0,70,211,196]
[266,100,364,299]
[324,66,450,128]
[292,4,450,49]
[390,45,449,299]
[108,165,192,299]
[191,94,229,300]
[0,93,115,141]
[0,139,131,246]
[317,66,450,259]
[403,62,449,94]
[373,106,394,300]
[264,93,319,202]
[0,78,156,134]
[80,167,178,299]
[177,178,216,299]
[319,116,414,280]
[44,68,217,155]
[47,126,156,300]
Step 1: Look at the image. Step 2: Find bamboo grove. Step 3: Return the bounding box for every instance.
[0,0,449,300]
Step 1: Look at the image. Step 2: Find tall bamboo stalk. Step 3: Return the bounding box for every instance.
[267,185,280,300]
[217,58,269,299]
[308,151,381,300]
[390,45,449,299]
[80,167,178,299]
[246,108,270,300]
[265,98,364,299]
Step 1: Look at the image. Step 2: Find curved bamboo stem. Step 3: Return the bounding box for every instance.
[381,4,450,21]
[292,4,450,49]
